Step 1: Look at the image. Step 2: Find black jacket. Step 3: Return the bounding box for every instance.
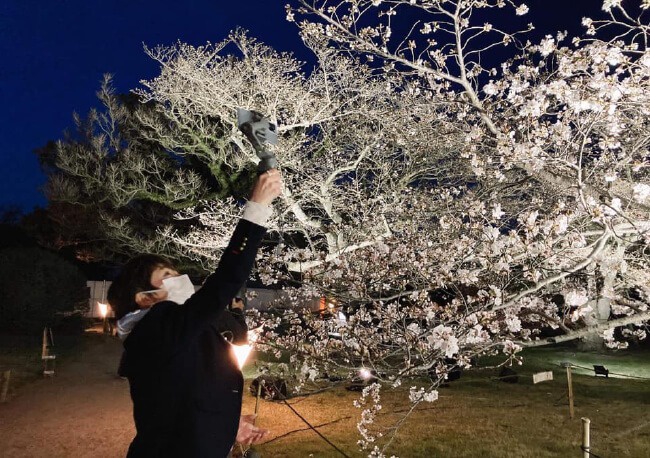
[121,219,265,457]
[216,308,248,345]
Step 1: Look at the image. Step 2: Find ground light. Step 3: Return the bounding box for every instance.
[555,355,650,380]
[232,328,261,370]
[97,280,111,334]
[359,367,373,381]
[97,302,109,334]
[232,328,264,458]
[347,367,379,392]
[233,326,352,457]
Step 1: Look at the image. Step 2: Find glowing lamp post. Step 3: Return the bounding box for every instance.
[98,302,109,334]
[98,281,110,335]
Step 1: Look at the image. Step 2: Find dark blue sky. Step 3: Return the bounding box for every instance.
[0,0,306,212]
[0,1,602,212]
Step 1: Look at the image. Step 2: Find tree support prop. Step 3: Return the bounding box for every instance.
[582,417,591,458]
[0,370,11,403]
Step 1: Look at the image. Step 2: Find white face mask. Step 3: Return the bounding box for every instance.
[162,274,195,305]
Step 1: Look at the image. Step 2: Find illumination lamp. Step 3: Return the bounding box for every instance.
[232,327,261,370]
[359,367,374,381]
[231,327,264,458]
[98,302,110,334]
[346,367,378,391]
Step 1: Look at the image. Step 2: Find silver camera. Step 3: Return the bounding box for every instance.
[237,108,279,172]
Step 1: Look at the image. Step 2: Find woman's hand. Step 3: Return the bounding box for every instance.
[249,169,282,206]
[236,414,269,445]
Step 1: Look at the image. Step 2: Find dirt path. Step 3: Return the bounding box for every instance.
[0,334,133,457]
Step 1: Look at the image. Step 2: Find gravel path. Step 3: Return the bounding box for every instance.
[0,335,133,457]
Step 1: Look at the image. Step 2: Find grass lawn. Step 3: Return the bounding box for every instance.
[242,346,650,457]
[0,333,86,401]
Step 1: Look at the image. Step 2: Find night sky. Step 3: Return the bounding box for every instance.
[0,1,604,213]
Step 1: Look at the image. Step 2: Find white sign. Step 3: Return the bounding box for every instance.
[533,371,553,384]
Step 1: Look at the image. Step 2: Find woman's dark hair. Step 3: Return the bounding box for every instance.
[108,254,176,320]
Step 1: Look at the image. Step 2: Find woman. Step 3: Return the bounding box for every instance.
[108,170,281,457]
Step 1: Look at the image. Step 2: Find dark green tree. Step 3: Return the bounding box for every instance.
[0,246,87,335]
[35,75,254,272]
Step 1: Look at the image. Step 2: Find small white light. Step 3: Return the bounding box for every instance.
[359,368,373,380]
[97,302,108,318]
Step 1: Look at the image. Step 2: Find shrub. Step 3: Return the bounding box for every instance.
[0,247,87,335]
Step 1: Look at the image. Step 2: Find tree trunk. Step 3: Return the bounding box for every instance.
[578,244,624,351]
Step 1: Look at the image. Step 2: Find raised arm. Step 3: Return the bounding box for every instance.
[169,170,282,341]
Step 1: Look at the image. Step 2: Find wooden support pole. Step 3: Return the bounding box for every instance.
[566,365,574,419]
[582,417,591,458]
[254,379,263,419]
[42,327,56,377]
[0,370,11,403]
[41,327,48,359]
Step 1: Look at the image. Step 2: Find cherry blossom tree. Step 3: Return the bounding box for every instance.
[43,2,650,455]
[269,2,650,452]
[278,0,650,341]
